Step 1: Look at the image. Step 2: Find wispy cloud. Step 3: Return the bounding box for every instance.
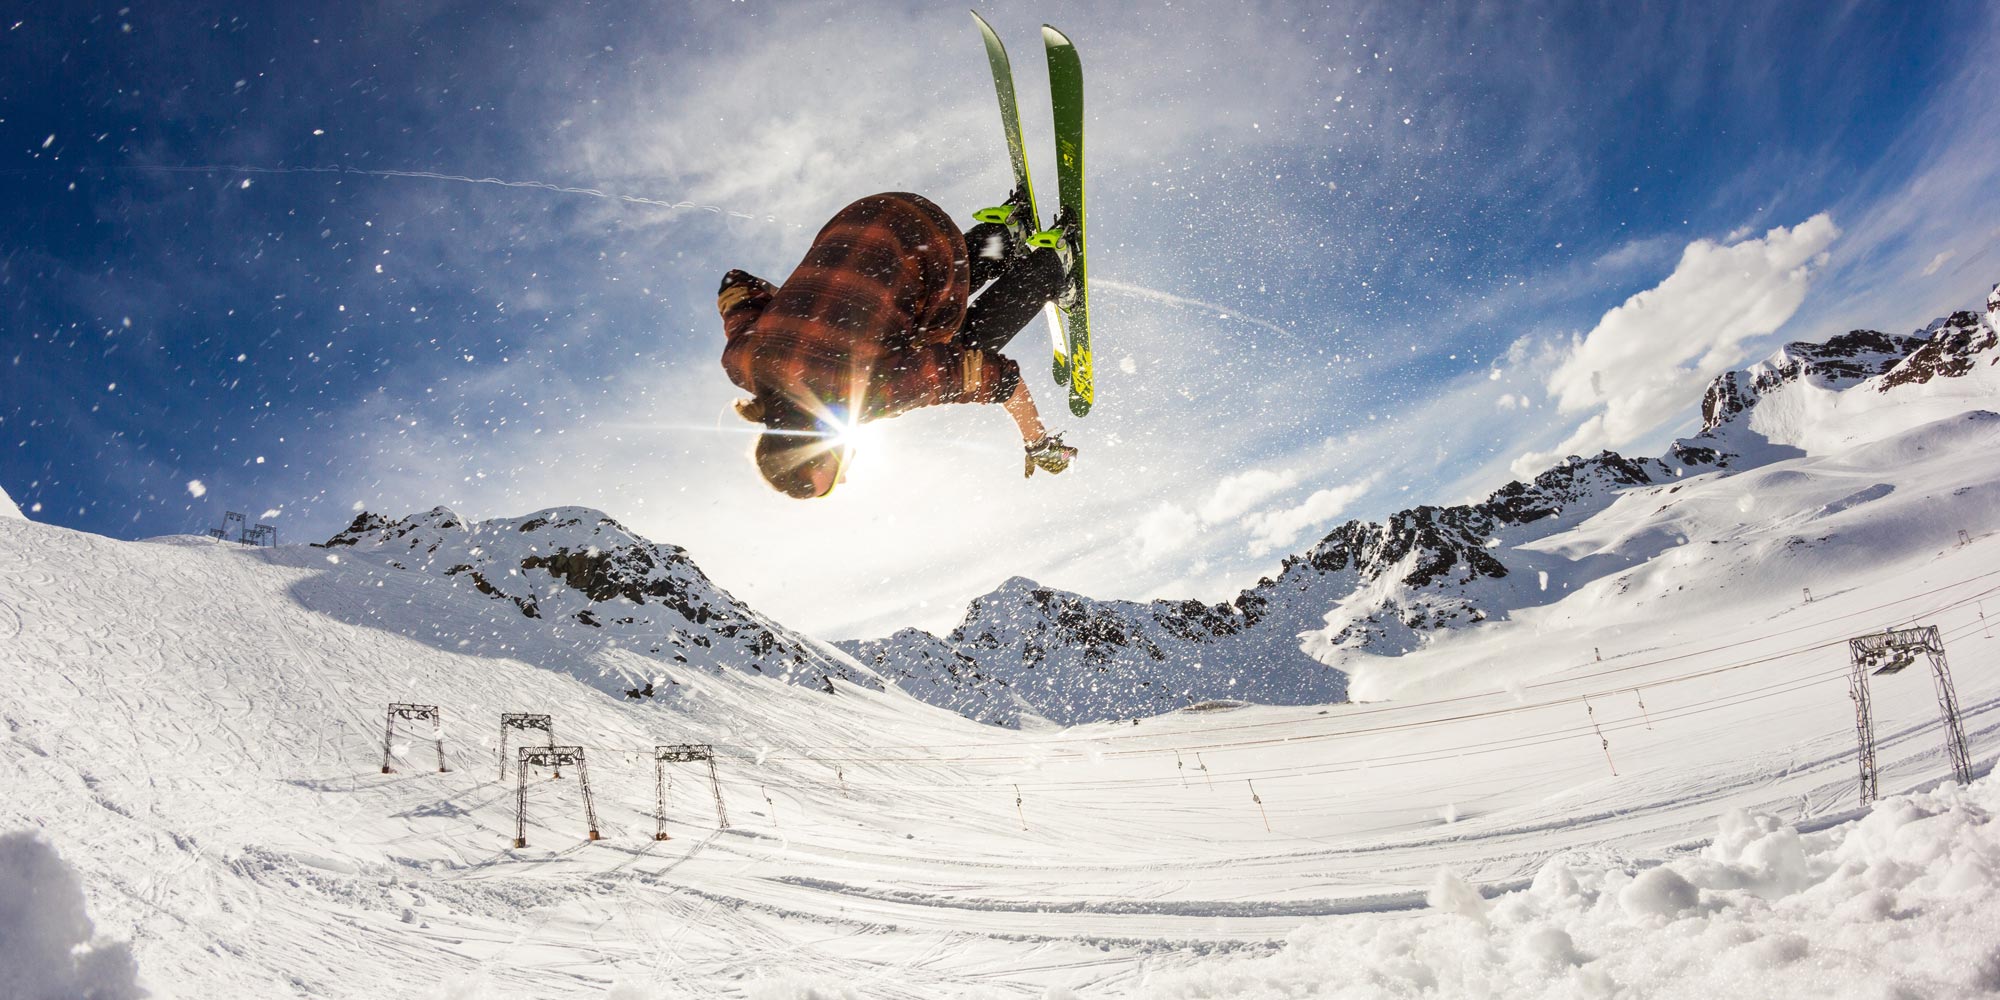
[1245,474,1382,557]
[1198,467,1303,523]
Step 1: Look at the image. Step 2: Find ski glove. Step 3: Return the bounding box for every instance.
[1024,433,1078,478]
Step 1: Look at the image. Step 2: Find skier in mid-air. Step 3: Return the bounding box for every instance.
[718,191,1078,499]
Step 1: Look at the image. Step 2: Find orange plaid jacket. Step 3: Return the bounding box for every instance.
[720,193,1022,422]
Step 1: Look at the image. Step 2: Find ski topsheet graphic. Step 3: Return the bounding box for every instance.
[1043,23,1090,416]
[972,12,1091,416]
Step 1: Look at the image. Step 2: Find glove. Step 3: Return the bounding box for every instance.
[1023,433,1078,478]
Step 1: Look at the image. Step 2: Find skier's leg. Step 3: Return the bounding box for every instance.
[964,221,1017,288]
[958,247,1066,354]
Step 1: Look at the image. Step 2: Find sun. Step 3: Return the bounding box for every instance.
[827,417,892,490]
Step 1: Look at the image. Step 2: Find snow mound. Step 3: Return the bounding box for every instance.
[1147,776,2000,999]
[0,830,146,1000]
[0,483,24,521]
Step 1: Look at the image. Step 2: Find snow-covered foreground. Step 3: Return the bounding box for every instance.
[3,468,1998,998]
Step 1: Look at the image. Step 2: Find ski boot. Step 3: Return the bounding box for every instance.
[972,185,1042,260]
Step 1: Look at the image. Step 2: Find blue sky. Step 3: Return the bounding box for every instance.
[4,1,1997,637]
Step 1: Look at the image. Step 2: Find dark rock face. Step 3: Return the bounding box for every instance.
[319,505,880,693]
[1881,312,1997,390]
[1283,446,1716,606]
[1298,506,1504,586]
[1702,371,1749,430]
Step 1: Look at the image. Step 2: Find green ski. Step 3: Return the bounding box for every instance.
[970,10,1068,388]
[970,10,1039,238]
[1042,23,1091,416]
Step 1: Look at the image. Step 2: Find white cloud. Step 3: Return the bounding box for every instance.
[1134,503,1202,564]
[1197,467,1301,523]
[1514,214,1839,477]
[1920,250,1955,277]
[185,479,206,498]
[1244,475,1380,557]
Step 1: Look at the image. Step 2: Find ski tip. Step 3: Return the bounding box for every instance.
[1042,24,1074,48]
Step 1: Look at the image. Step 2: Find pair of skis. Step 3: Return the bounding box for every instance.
[971,11,1091,417]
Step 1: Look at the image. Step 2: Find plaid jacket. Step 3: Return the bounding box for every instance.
[720,192,1022,422]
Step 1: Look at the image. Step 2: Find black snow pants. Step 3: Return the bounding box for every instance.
[956,221,1068,355]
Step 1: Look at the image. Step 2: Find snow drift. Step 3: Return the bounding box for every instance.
[1149,775,2000,999]
[0,831,146,1000]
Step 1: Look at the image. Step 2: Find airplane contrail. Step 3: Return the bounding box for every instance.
[1092,278,1341,346]
[114,164,1340,348]
[116,163,806,228]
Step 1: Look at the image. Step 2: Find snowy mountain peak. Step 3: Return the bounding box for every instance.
[320,505,880,694]
[842,573,1329,727]
[1700,328,1923,431]
[853,279,2000,723]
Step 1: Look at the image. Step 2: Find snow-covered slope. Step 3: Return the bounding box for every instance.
[853,282,2000,723]
[318,505,883,696]
[4,489,1999,998]
[0,481,24,520]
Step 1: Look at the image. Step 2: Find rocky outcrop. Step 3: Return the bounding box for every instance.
[1880,311,1997,390]
[842,628,1021,725]
[320,506,880,693]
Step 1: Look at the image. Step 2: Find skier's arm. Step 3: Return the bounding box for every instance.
[866,344,1022,419]
[1002,378,1048,445]
[717,270,775,342]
